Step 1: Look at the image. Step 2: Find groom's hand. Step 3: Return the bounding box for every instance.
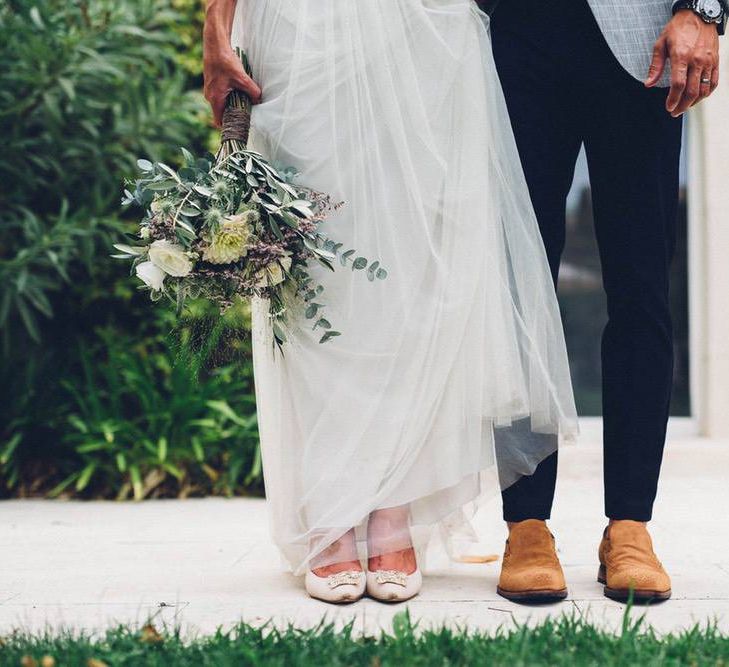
[646,9,720,117]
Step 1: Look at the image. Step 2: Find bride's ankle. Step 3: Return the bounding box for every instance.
[311,559,363,577]
[367,507,413,550]
[309,529,362,577]
[367,507,417,574]
[367,546,417,575]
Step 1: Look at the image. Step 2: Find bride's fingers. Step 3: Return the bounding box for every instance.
[209,93,225,128]
[233,72,263,104]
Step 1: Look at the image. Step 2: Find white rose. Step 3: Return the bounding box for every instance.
[266,262,285,286]
[148,240,193,277]
[136,261,166,291]
[256,255,292,288]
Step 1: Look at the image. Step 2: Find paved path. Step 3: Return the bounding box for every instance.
[2,435,728,636]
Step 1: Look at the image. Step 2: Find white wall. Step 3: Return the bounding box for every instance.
[688,38,729,438]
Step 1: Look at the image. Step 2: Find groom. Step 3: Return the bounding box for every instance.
[488,0,724,603]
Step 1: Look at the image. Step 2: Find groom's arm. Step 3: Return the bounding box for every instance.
[646,1,726,116]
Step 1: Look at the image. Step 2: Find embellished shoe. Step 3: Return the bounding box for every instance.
[305,569,366,604]
[366,567,422,602]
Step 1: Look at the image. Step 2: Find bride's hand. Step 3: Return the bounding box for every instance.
[203,0,262,127]
[203,49,262,127]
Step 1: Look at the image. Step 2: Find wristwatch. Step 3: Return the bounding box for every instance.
[672,0,727,34]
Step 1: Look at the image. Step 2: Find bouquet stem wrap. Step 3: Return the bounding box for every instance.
[217,50,253,160]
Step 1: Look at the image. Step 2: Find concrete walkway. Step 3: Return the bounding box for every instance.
[2,434,728,636]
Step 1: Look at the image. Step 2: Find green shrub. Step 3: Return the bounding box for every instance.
[1,264,262,499]
[0,0,261,499]
[171,0,206,77]
[0,0,208,348]
[53,314,260,500]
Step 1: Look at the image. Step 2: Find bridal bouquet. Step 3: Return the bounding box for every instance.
[115,51,385,349]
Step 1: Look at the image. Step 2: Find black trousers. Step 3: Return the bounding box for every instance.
[491,0,683,522]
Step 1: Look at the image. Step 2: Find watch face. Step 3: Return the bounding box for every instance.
[700,0,723,20]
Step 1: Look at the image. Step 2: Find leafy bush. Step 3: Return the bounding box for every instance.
[170,0,206,76]
[52,316,259,500]
[0,0,261,499]
[2,262,262,499]
[0,0,208,347]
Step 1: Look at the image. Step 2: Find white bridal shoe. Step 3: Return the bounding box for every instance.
[305,569,366,604]
[366,567,422,602]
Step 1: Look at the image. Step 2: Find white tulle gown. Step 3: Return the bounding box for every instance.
[232,0,579,575]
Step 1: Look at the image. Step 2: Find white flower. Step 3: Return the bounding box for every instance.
[148,240,193,277]
[256,255,292,287]
[136,261,166,291]
[201,214,252,265]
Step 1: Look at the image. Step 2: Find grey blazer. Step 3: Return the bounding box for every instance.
[586,0,673,87]
[479,0,674,87]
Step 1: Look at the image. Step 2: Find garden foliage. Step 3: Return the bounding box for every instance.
[0,0,261,499]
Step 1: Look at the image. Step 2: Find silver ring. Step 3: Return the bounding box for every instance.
[701,78,711,84]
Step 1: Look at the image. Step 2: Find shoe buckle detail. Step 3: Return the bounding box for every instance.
[374,570,408,587]
[327,571,362,589]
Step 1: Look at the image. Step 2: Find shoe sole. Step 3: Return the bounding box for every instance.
[497,586,568,603]
[308,594,364,605]
[597,565,672,602]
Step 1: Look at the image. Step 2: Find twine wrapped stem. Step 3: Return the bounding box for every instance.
[216,49,253,162]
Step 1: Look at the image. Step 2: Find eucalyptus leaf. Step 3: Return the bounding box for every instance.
[319,331,341,344]
[193,184,213,196]
[340,249,355,267]
[367,261,380,282]
[158,163,181,182]
[113,244,147,256]
[146,179,177,191]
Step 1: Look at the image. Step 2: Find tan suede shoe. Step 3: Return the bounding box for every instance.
[497,519,568,602]
[598,520,671,602]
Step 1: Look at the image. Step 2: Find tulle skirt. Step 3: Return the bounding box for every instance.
[232,0,579,574]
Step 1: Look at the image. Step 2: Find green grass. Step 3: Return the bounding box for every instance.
[1,610,728,667]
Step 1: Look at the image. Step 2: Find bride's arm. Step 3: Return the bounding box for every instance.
[203,0,262,127]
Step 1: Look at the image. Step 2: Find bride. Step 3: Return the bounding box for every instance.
[203,0,578,603]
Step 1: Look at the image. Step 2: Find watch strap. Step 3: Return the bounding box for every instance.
[672,0,727,33]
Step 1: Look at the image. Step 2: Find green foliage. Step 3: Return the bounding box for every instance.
[0,0,261,499]
[2,611,729,666]
[0,0,208,350]
[1,276,262,499]
[56,321,259,500]
[170,0,206,76]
